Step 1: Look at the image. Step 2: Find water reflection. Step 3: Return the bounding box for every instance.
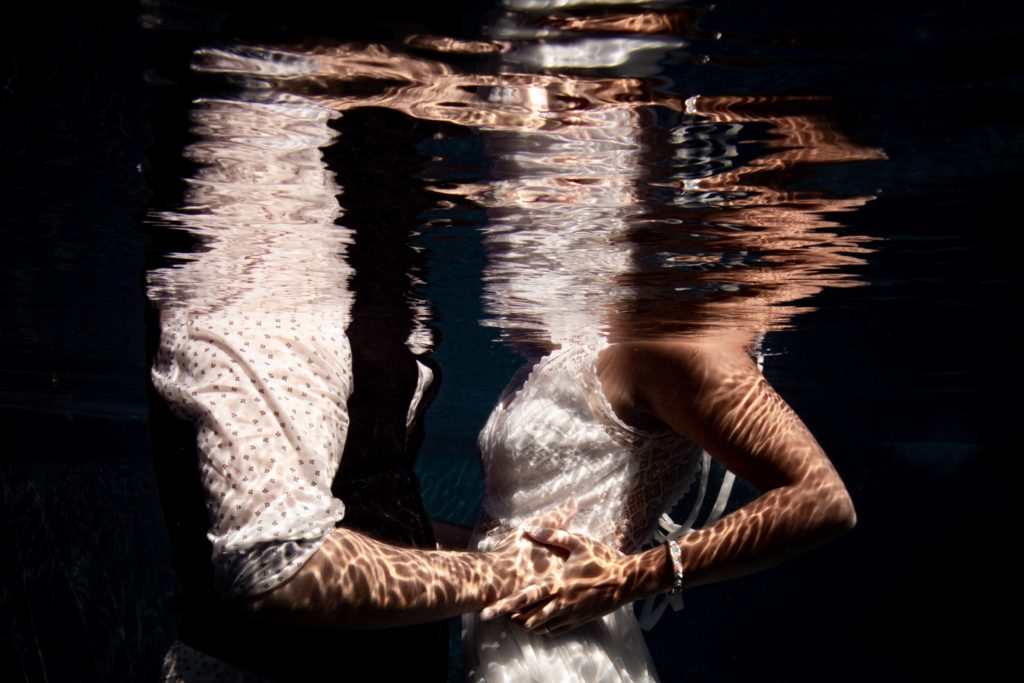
[146,94,351,314]
[620,94,885,339]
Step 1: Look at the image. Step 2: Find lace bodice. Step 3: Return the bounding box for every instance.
[474,343,702,554]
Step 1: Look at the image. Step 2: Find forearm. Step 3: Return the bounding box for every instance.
[483,477,854,635]
[244,526,512,629]
[628,476,857,600]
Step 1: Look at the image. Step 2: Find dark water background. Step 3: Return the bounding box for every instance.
[0,0,1016,680]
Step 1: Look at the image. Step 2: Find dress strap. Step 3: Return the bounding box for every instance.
[637,336,765,631]
[637,450,737,631]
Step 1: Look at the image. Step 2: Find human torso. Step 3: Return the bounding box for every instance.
[473,343,702,554]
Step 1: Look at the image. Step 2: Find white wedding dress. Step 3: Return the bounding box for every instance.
[463,341,708,683]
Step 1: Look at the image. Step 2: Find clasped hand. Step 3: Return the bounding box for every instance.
[486,502,631,637]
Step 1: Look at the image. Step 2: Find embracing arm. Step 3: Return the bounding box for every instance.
[244,527,514,629]
[244,502,576,630]
[622,337,855,594]
[486,333,856,633]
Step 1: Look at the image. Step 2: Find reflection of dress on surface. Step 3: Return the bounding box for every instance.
[463,341,703,683]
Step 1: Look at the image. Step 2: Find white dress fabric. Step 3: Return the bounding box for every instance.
[463,341,704,683]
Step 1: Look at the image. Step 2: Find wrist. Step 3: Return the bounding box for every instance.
[619,545,672,601]
[638,543,681,599]
[481,550,516,600]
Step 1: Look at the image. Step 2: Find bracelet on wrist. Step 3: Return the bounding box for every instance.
[665,538,684,595]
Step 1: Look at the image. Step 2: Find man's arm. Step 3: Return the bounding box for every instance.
[244,504,575,629]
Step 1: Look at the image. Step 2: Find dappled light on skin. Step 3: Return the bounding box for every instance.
[244,503,577,630]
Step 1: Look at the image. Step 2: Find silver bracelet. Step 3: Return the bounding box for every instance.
[665,539,684,595]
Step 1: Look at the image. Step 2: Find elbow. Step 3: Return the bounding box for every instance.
[836,492,858,533]
[794,470,856,540]
[796,460,856,538]
[823,483,857,537]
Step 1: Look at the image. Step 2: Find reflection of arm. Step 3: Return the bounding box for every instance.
[674,94,887,210]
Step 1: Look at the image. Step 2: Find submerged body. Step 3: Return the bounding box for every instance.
[465,332,857,682]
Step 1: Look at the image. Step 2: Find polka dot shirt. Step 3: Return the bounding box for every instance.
[152,306,352,598]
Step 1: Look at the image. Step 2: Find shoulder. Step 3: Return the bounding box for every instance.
[599,333,762,424]
[600,331,759,382]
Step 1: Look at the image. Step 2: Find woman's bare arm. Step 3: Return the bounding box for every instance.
[626,336,856,583]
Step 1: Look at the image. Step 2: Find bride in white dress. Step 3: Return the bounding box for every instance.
[465,341,703,682]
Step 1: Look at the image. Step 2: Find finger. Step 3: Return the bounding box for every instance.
[508,596,552,628]
[537,612,590,637]
[522,599,560,631]
[523,527,582,552]
[481,583,553,620]
[509,602,557,634]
